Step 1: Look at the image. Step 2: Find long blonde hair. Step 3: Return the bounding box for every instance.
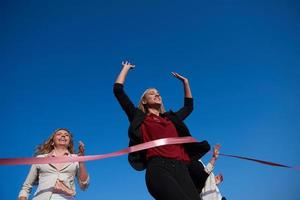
[35,128,75,156]
[137,88,166,114]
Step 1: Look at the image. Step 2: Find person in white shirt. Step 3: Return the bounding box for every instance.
[199,144,227,200]
[18,128,90,200]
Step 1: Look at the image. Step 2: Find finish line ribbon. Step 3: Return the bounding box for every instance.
[0,136,299,170]
[218,153,300,170]
[0,136,197,166]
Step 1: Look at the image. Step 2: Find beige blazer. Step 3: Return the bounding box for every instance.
[18,154,89,200]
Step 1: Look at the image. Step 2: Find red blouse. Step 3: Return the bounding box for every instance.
[141,113,190,162]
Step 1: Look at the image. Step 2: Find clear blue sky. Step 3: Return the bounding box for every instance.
[1,1,300,200]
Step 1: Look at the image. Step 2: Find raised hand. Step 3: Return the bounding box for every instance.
[78,141,85,156]
[171,72,192,98]
[171,72,188,83]
[213,144,221,159]
[122,61,135,70]
[116,61,135,84]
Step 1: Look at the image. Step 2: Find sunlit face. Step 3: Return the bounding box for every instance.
[52,129,71,148]
[142,89,162,106]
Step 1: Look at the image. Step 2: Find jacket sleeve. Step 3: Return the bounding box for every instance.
[18,164,39,199]
[174,97,193,121]
[113,83,137,122]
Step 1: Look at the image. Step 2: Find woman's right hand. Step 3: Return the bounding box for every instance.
[171,72,188,83]
[18,197,27,200]
[115,61,135,84]
[122,61,135,70]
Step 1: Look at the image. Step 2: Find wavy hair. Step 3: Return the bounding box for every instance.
[35,128,75,156]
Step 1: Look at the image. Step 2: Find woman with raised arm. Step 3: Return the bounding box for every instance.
[113,61,210,200]
[199,144,227,200]
[18,128,90,200]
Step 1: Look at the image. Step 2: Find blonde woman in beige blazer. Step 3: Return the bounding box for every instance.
[18,128,90,200]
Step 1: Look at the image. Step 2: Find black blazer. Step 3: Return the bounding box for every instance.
[113,83,210,171]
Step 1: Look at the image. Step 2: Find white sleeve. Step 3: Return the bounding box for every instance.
[18,164,39,198]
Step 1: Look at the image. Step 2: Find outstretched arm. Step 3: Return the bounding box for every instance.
[113,61,137,121]
[115,61,135,84]
[171,72,192,98]
[172,72,193,120]
[205,144,221,174]
[77,141,89,190]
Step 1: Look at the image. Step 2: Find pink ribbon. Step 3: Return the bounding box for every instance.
[0,136,197,165]
[218,153,300,170]
[0,136,299,170]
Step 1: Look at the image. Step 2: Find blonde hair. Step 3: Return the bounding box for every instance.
[35,128,75,155]
[137,88,166,114]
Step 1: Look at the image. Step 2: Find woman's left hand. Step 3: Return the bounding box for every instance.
[78,141,85,156]
[171,72,189,83]
[213,144,221,159]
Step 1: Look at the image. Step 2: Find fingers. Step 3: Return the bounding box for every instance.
[122,61,130,65]
[171,72,181,79]
[171,72,187,81]
[217,174,224,182]
[122,61,135,68]
[214,144,221,150]
[79,140,84,146]
[215,174,224,185]
[171,72,181,77]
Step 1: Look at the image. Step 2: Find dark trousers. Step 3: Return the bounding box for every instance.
[145,157,201,200]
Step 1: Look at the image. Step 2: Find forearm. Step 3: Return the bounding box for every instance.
[78,162,89,182]
[208,144,220,173]
[115,66,131,84]
[209,156,217,167]
[205,157,217,174]
[183,80,192,98]
[18,197,27,200]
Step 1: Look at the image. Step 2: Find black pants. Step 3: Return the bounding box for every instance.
[145,157,201,200]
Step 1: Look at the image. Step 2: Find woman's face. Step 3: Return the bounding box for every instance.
[143,89,162,106]
[52,129,71,148]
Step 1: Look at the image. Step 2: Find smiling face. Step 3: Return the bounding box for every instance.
[138,88,166,114]
[35,128,75,155]
[52,129,71,148]
[142,89,162,106]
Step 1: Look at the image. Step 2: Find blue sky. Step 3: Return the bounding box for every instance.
[1,1,300,199]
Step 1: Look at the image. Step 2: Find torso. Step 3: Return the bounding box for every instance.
[141,113,190,162]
